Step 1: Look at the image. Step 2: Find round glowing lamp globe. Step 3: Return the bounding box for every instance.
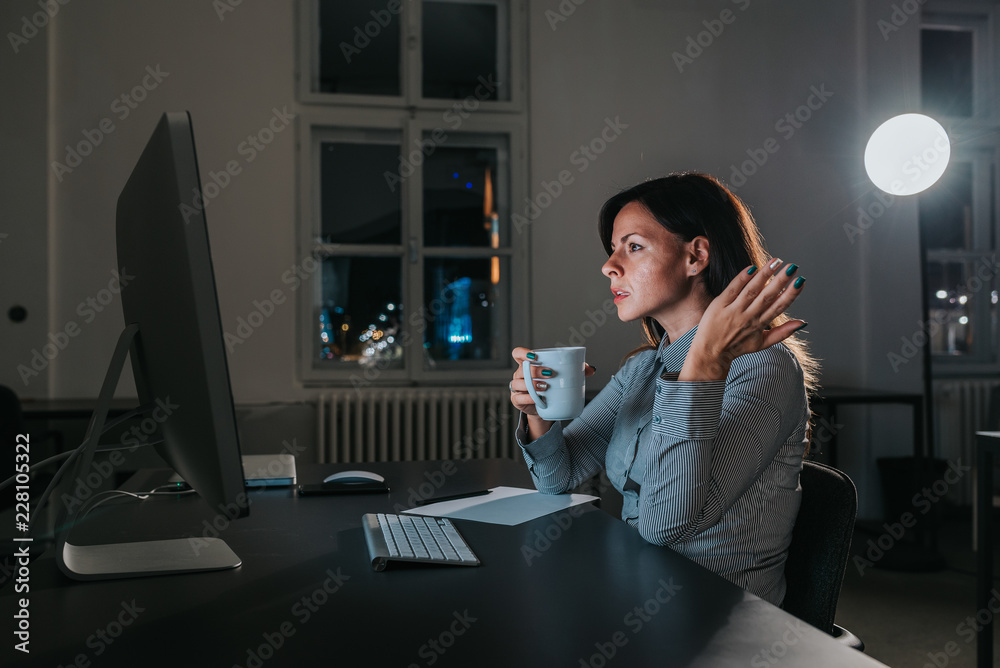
[864,113,951,196]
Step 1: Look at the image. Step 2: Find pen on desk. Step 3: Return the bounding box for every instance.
[414,490,492,506]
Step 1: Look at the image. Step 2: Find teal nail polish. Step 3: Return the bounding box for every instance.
[785,263,798,277]
[541,369,553,377]
[795,322,808,332]
[747,265,757,275]
[526,352,537,360]
[794,276,805,289]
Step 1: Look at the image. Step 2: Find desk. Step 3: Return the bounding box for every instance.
[812,387,925,466]
[3,460,887,667]
[19,398,136,421]
[976,431,1000,668]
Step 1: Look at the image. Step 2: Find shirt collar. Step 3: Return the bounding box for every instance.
[657,325,699,373]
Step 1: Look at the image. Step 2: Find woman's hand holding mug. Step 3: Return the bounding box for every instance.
[510,347,595,441]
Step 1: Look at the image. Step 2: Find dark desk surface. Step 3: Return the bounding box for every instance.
[4,460,887,667]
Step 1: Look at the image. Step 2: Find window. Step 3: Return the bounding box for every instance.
[919,9,1000,371]
[297,0,527,385]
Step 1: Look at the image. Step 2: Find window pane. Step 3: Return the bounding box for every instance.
[422,1,508,101]
[919,162,973,251]
[321,141,402,244]
[423,257,508,363]
[927,258,994,357]
[424,138,508,247]
[318,0,401,96]
[921,28,973,118]
[320,257,404,366]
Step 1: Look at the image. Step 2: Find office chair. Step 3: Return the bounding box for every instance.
[782,460,865,651]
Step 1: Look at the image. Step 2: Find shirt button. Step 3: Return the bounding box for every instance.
[652,415,661,424]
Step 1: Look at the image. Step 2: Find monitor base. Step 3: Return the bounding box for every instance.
[59,538,241,581]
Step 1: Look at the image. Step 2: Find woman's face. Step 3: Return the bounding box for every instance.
[601,201,705,328]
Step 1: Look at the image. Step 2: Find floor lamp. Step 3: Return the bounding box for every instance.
[865,113,951,569]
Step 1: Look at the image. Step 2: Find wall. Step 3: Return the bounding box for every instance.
[3,0,302,403]
[1,0,932,516]
[1,0,51,397]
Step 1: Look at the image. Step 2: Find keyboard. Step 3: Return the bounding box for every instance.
[362,513,480,571]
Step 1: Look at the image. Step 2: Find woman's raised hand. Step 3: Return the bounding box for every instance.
[679,259,806,382]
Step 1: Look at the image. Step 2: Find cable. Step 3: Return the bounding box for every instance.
[26,444,83,529]
[13,398,163,531]
[98,402,155,435]
[77,484,196,522]
[25,436,164,529]
[0,439,164,493]
[1,402,156,498]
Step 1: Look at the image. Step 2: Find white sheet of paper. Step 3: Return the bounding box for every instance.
[402,486,599,525]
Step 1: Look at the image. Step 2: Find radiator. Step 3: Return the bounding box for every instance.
[316,388,517,463]
[934,378,1000,505]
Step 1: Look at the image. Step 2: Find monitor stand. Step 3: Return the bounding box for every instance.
[55,324,241,581]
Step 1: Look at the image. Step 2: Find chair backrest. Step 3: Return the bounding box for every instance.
[782,460,857,634]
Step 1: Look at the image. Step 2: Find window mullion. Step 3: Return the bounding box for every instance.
[318,244,406,256]
[404,116,424,382]
[404,0,422,107]
[970,254,990,364]
[973,17,991,119]
[974,151,993,250]
[423,247,515,257]
[971,154,993,362]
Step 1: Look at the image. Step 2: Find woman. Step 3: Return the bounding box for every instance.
[509,172,818,606]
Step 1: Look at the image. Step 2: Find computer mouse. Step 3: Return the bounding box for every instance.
[323,470,385,484]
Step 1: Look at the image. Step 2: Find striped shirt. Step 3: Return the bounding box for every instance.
[516,325,809,606]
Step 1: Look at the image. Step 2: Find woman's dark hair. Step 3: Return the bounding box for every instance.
[598,172,818,394]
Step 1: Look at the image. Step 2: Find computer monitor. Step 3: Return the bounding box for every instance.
[55,111,247,580]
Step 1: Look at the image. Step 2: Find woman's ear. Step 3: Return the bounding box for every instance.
[688,236,710,274]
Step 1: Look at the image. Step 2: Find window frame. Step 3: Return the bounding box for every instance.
[920,4,1000,377]
[921,11,994,120]
[296,0,525,113]
[923,146,1000,372]
[295,91,529,387]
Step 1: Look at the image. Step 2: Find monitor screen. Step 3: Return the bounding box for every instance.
[52,111,247,580]
[115,111,247,519]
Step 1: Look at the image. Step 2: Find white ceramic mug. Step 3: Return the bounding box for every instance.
[521,347,587,420]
